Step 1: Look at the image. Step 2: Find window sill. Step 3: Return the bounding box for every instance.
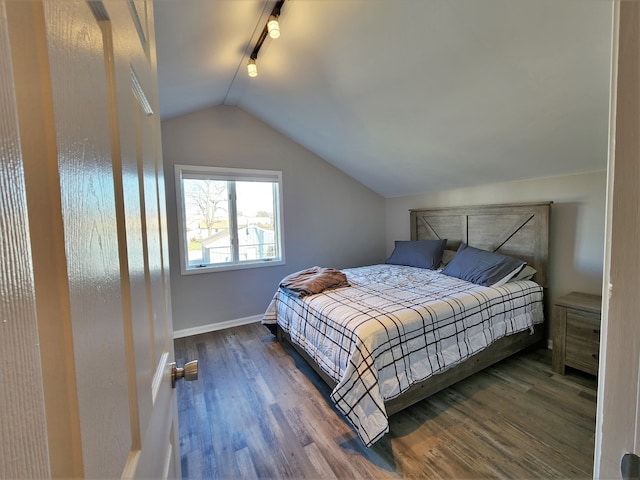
[180,259,285,275]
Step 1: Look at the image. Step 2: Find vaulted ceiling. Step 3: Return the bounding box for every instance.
[154,0,613,198]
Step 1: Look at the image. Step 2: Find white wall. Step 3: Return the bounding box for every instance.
[162,106,386,332]
[385,171,607,340]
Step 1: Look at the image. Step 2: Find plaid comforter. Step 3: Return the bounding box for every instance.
[262,264,544,446]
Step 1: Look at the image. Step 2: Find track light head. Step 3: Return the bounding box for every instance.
[267,15,280,39]
[247,58,257,77]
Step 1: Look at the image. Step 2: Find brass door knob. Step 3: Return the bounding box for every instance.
[170,360,198,388]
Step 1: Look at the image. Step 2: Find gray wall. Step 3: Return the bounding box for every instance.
[385,170,607,342]
[162,106,386,332]
[163,105,606,338]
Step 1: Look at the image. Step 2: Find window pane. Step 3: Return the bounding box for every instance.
[235,181,278,262]
[182,178,231,266]
[176,164,284,274]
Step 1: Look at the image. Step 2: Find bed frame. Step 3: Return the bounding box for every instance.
[277,202,552,417]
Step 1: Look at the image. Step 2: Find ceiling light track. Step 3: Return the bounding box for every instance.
[247,0,285,77]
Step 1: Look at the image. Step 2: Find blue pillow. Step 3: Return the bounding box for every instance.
[441,243,526,287]
[386,239,447,270]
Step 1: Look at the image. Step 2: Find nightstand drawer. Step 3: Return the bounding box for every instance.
[566,336,599,375]
[566,310,601,343]
[551,291,602,376]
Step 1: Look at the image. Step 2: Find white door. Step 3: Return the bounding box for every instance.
[0,1,181,477]
[595,1,640,477]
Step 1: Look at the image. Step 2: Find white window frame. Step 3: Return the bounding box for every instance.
[174,164,285,275]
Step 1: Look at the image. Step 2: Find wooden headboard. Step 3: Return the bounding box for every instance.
[410,202,552,288]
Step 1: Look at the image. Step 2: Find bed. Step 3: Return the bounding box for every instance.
[262,202,551,446]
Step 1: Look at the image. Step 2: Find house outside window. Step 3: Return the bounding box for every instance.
[174,165,285,274]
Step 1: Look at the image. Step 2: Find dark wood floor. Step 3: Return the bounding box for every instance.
[174,322,597,479]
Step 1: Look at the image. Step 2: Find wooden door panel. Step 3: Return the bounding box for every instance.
[99,0,154,452]
[119,2,177,476]
[135,94,166,370]
[108,1,177,476]
[0,2,50,476]
[127,0,149,53]
[43,2,132,477]
[131,71,177,479]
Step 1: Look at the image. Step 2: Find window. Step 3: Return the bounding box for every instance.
[174,165,284,274]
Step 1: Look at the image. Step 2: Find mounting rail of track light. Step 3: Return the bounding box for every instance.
[247,0,285,77]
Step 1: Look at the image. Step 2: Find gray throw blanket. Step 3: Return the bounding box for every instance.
[279,266,350,297]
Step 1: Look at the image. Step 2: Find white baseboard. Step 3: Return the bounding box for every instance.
[172,314,263,339]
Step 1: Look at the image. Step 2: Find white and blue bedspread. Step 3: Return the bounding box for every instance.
[262,264,544,447]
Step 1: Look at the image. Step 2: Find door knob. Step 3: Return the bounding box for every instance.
[621,452,640,480]
[170,360,198,388]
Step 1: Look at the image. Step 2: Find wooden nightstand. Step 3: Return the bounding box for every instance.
[552,292,602,375]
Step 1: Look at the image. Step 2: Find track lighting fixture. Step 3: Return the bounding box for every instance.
[246,0,285,77]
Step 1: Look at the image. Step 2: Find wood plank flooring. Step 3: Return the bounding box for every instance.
[174,322,597,479]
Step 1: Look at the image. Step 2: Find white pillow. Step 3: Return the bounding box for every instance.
[490,265,528,287]
[510,265,537,282]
